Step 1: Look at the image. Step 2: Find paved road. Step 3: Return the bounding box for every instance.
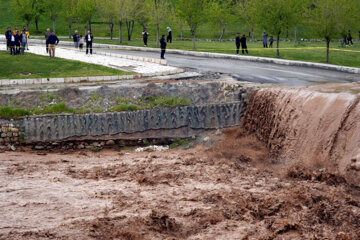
[101,49,360,86]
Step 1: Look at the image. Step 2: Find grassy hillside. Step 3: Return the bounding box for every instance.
[0,0,316,40]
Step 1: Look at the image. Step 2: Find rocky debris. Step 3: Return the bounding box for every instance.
[135,145,169,152]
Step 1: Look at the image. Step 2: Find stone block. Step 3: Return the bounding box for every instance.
[9,80,17,85]
[103,76,112,81]
[111,75,119,80]
[64,78,72,83]
[33,79,42,85]
[88,76,97,82]
[0,79,10,86]
[80,77,88,82]
[41,78,49,84]
[25,79,34,85]
[16,79,26,85]
[72,77,81,83]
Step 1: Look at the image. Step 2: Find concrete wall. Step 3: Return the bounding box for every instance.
[17,102,245,143]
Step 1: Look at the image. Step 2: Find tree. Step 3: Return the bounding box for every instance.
[32,0,46,33]
[98,0,118,39]
[206,0,235,41]
[77,0,97,32]
[44,0,64,33]
[115,0,127,43]
[307,0,358,63]
[145,0,172,47]
[249,0,295,57]
[291,0,307,42]
[10,0,34,29]
[176,0,205,49]
[63,0,79,39]
[236,0,255,41]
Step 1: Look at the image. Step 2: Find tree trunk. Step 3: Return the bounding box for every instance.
[156,23,160,47]
[192,30,196,49]
[179,23,183,40]
[219,24,226,42]
[326,38,330,63]
[126,20,134,41]
[68,23,72,39]
[294,26,297,42]
[52,18,56,33]
[88,19,92,32]
[251,28,254,41]
[35,17,39,33]
[286,27,288,39]
[109,22,114,40]
[276,32,280,57]
[119,21,123,43]
[142,23,146,29]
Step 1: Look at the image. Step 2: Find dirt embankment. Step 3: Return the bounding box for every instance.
[242,88,360,185]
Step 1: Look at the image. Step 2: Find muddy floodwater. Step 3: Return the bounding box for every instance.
[0,128,359,240]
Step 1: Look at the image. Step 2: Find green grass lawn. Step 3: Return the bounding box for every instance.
[0,51,130,79]
[60,38,360,68]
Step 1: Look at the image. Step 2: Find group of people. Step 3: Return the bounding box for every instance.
[262,32,274,48]
[43,29,94,58]
[142,27,172,59]
[5,26,29,55]
[72,30,94,54]
[235,33,249,55]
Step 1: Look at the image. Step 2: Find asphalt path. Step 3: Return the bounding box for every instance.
[100,48,360,86]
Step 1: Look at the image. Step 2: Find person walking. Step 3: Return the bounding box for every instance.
[235,33,241,54]
[9,32,16,56]
[46,32,59,58]
[262,32,268,48]
[85,30,94,55]
[269,36,274,48]
[240,34,248,54]
[5,27,12,51]
[166,27,172,43]
[142,29,149,47]
[160,35,167,59]
[20,30,28,54]
[73,30,79,49]
[347,30,353,46]
[45,28,51,53]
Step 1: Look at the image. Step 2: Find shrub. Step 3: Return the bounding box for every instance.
[0,106,30,119]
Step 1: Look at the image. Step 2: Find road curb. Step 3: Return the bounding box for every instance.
[0,69,185,87]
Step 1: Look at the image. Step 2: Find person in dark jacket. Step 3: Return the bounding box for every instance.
[235,33,241,54]
[269,36,274,48]
[9,32,17,55]
[85,30,94,55]
[347,30,353,46]
[240,34,248,54]
[166,27,172,43]
[15,32,21,54]
[73,30,79,48]
[46,32,59,58]
[5,27,12,51]
[160,35,167,59]
[142,29,148,47]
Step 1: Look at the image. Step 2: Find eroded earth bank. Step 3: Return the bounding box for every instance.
[1,83,360,240]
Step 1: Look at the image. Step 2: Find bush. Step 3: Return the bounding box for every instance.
[30,103,75,115]
[139,96,192,108]
[108,104,139,112]
[0,106,30,119]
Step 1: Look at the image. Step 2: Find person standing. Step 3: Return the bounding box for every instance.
[73,30,79,49]
[5,27,12,51]
[79,35,84,51]
[142,29,148,47]
[9,32,16,56]
[45,28,51,53]
[262,32,268,48]
[269,36,274,48]
[85,30,94,55]
[240,34,248,54]
[160,35,167,59]
[166,27,172,43]
[235,33,241,54]
[13,27,21,54]
[46,32,59,58]
[23,26,30,50]
[347,30,353,46]
[20,30,28,54]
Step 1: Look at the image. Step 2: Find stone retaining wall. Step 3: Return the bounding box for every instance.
[0,122,24,148]
[0,102,245,144]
